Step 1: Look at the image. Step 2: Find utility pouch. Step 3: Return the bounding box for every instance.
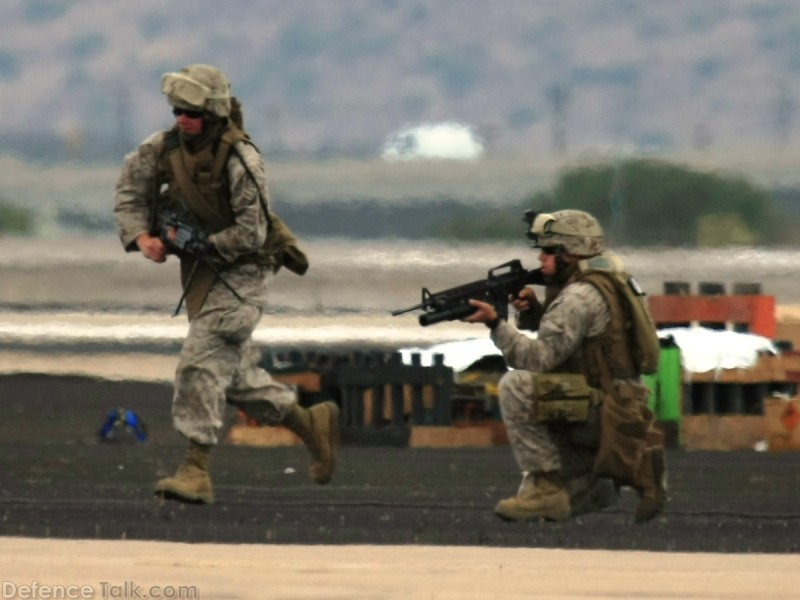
[593,382,651,486]
[531,373,595,423]
[261,211,309,275]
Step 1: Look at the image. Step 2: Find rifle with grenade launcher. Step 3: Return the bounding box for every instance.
[391,259,545,326]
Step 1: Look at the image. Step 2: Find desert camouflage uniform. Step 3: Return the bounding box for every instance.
[492,280,610,479]
[114,131,296,446]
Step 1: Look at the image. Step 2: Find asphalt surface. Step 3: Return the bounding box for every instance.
[1,373,799,553]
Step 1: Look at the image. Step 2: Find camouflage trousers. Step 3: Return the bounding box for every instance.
[498,369,600,478]
[172,264,296,446]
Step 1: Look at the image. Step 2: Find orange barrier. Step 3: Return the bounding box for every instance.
[648,294,776,339]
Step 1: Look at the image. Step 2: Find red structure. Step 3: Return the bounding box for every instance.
[648,294,776,339]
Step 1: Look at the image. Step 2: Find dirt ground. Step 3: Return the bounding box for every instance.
[1,373,800,599]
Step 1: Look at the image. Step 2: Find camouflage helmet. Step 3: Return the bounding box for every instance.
[526,209,604,256]
[160,64,231,118]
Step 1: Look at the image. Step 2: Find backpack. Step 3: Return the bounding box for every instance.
[230,97,309,275]
[578,254,661,375]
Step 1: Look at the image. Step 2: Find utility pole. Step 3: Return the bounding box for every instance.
[548,83,569,155]
[114,84,133,160]
[774,80,794,148]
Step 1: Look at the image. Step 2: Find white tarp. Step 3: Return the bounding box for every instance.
[658,327,777,374]
[400,327,778,375]
[399,336,501,372]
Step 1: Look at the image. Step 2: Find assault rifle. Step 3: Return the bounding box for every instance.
[155,205,212,257]
[391,259,545,326]
[154,206,247,315]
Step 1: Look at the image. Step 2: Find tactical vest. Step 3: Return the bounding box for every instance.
[156,123,308,319]
[549,254,660,389]
[156,124,247,319]
[552,254,663,487]
[158,124,244,232]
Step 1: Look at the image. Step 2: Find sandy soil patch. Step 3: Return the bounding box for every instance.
[2,538,798,600]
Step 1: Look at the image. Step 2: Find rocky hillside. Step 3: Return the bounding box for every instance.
[2,0,800,163]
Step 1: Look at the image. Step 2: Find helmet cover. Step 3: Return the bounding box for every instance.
[527,209,604,256]
[161,64,231,117]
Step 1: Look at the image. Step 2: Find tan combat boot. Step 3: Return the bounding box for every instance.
[282,401,340,485]
[494,472,571,522]
[634,447,668,523]
[154,441,214,504]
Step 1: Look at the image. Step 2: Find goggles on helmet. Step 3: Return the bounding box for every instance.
[161,71,228,108]
[524,210,603,248]
[525,212,557,247]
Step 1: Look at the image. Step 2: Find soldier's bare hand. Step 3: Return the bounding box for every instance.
[136,233,167,263]
[511,286,537,312]
[463,299,498,323]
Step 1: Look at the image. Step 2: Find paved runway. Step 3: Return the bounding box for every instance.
[1,371,799,599]
[1,374,799,553]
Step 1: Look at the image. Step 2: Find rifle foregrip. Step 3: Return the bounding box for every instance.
[419,303,476,327]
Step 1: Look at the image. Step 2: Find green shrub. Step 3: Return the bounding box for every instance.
[525,158,784,247]
[0,200,34,235]
[430,158,786,246]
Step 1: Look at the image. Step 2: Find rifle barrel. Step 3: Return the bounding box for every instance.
[390,303,425,316]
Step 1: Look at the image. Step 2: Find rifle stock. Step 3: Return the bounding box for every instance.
[392,259,545,327]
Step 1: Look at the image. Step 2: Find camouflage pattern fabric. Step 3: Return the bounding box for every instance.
[172,266,296,445]
[161,64,232,118]
[113,131,164,247]
[492,281,610,475]
[529,209,604,256]
[114,130,295,447]
[114,132,269,263]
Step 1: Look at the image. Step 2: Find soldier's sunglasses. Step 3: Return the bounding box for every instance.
[172,107,204,119]
[540,246,558,255]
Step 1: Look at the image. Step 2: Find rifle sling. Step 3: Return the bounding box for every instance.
[166,141,235,320]
[230,145,309,275]
[229,144,270,224]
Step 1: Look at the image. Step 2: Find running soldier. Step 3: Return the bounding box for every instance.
[113,64,339,504]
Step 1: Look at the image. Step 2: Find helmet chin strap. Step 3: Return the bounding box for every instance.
[551,247,578,285]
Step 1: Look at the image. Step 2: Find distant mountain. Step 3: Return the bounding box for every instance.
[2,0,800,163]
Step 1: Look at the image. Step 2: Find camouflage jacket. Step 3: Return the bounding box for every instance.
[492,280,611,374]
[113,129,269,265]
